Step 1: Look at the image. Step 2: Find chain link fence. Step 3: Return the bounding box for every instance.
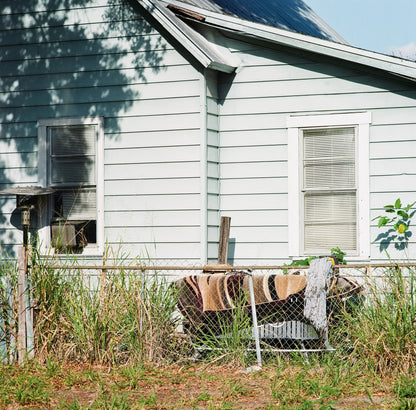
[1,258,414,365]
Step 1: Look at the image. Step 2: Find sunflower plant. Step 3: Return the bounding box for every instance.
[373,198,416,234]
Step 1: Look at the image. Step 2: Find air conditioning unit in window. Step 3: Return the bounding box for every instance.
[51,223,77,248]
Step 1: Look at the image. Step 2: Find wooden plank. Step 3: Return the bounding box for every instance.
[221,145,287,163]
[104,129,200,149]
[220,113,287,132]
[105,226,201,243]
[17,246,27,365]
[105,162,200,180]
[105,145,200,164]
[221,193,288,211]
[370,158,416,176]
[0,170,37,184]
[207,146,219,162]
[4,82,200,109]
[0,4,146,29]
[207,179,219,194]
[220,210,288,226]
[1,33,170,61]
[104,177,200,196]
[221,161,287,179]
[221,129,287,147]
[223,75,407,100]
[106,113,200,133]
[226,226,288,243]
[371,192,416,208]
[207,195,219,210]
[370,140,416,159]
[103,242,202,260]
[371,175,416,192]
[370,123,416,142]
[0,19,157,46]
[218,216,231,264]
[104,193,201,211]
[0,153,36,169]
[2,65,197,93]
[371,107,416,126]
[232,62,360,82]
[207,163,219,178]
[104,210,201,227]
[221,177,287,195]
[1,49,188,76]
[208,242,289,262]
[219,91,416,116]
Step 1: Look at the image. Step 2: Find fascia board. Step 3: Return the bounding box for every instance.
[137,0,236,73]
[166,0,416,81]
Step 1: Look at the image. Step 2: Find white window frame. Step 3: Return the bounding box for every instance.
[287,112,371,259]
[37,117,104,256]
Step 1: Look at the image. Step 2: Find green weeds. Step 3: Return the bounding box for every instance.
[336,266,416,374]
[27,246,186,366]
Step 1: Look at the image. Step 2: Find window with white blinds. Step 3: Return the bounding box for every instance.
[46,124,98,250]
[49,125,97,223]
[302,127,357,252]
[38,117,104,254]
[287,112,370,259]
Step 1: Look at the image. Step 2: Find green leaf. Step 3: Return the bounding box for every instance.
[395,198,402,209]
[385,209,396,213]
[404,201,416,212]
[378,217,390,228]
[397,211,409,219]
[384,205,395,209]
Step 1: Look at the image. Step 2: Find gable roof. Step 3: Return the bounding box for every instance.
[164,0,348,44]
[137,0,416,81]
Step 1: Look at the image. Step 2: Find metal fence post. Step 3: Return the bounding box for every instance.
[247,274,262,368]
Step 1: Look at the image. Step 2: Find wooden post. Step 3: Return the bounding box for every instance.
[17,246,27,365]
[218,216,231,265]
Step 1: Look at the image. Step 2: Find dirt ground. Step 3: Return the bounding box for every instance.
[1,362,397,409]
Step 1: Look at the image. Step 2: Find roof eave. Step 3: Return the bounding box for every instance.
[164,1,416,81]
[136,0,237,73]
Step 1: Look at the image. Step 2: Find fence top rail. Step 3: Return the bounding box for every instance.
[33,263,416,271]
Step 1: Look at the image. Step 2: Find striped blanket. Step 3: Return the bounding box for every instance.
[175,273,362,330]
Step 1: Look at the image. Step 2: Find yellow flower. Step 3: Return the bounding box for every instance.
[398,224,406,234]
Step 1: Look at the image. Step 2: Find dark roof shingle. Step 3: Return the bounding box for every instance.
[167,0,347,43]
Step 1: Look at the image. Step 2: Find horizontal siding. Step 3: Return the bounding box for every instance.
[104,129,200,149]
[105,210,201,227]
[105,145,200,164]
[370,158,416,176]
[2,82,200,109]
[0,0,202,261]
[105,226,201,243]
[220,41,416,264]
[105,162,200,180]
[105,194,201,211]
[103,243,202,262]
[104,178,200,195]
[0,65,197,93]
[0,4,143,30]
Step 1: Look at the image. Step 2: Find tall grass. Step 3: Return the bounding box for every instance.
[192,293,253,366]
[337,266,416,374]
[0,257,17,363]
[29,246,188,365]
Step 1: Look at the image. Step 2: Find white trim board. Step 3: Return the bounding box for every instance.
[287,112,371,260]
[37,116,104,256]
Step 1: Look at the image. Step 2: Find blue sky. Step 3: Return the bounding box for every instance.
[305,0,416,59]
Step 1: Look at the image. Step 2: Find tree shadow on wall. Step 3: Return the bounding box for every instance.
[0,0,167,257]
[375,229,413,253]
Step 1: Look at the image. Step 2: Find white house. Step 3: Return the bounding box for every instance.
[1,0,416,265]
